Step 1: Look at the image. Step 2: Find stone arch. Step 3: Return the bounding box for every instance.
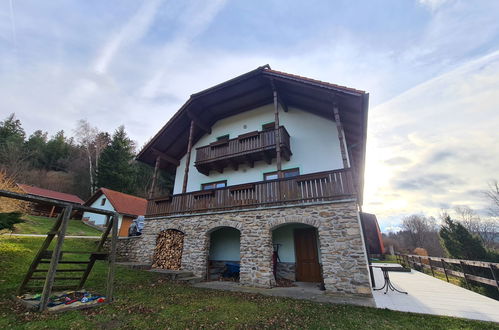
[205,220,243,234]
[157,224,186,235]
[268,216,320,231]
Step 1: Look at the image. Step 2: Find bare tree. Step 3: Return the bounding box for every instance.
[401,214,438,249]
[73,120,99,195]
[486,180,499,217]
[454,205,498,250]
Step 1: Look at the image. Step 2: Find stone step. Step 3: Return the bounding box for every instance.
[177,276,203,284]
[148,269,194,280]
[116,262,152,270]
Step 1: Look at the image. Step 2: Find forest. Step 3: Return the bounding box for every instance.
[0,113,172,200]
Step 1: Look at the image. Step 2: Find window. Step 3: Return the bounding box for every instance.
[262,122,275,131]
[202,180,227,190]
[264,168,300,181]
[217,134,229,141]
[101,198,106,206]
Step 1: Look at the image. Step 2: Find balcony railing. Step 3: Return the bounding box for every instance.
[194,126,291,175]
[146,168,356,217]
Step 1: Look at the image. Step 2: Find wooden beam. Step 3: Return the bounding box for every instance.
[106,212,119,302]
[151,148,180,166]
[333,104,351,168]
[273,90,283,177]
[182,121,195,194]
[39,205,72,311]
[187,110,211,134]
[149,156,161,199]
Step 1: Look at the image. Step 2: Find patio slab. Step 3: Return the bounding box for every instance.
[372,266,499,323]
[193,281,375,307]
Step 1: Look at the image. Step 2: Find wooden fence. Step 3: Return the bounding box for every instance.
[396,253,499,291]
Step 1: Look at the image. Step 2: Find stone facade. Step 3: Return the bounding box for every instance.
[114,201,372,296]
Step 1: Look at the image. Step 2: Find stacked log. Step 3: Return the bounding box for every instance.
[152,229,184,270]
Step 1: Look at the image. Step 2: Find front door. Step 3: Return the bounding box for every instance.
[294,228,322,282]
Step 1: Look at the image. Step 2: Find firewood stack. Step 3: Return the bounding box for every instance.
[152,229,184,270]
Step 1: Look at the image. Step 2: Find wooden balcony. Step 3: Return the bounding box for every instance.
[146,168,356,217]
[194,126,291,175]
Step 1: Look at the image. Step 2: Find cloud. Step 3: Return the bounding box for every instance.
[364,49,499,226]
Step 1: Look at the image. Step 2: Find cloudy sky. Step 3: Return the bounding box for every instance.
[1,0,499,230]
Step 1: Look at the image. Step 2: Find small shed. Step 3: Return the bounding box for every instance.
[82,188,147,237]
[17,184,84,218]
[360,212,385,256]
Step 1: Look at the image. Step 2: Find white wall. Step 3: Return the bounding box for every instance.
[272,223,322,263]
[82,194,122,227]
[173,104,344,194]
[209,227,240,261]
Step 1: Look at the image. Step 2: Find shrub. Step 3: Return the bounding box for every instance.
[0,170,31,213]
[0,212,23,231]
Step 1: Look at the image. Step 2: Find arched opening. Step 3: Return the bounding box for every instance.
[271,223,322,285]
[152,229,185,270]
[207,227,241,281]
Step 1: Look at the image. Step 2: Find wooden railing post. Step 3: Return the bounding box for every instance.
[441,259,450,282]
[429,258,435,277]
[460,261,470,289]
[490,264,499,293]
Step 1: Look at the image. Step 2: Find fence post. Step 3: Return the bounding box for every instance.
[441,259,449,282]
[460,261,470,289]
[429,258,435,277]
[490,264,499,293]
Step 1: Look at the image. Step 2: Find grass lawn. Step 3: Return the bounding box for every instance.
[371,254,399,264]
[2,215,102,236]
[1,237,497,329]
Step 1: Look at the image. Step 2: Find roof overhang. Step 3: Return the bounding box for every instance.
[137,65,369,202]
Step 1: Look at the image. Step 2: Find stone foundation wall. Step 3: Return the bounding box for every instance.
[118,201,372,296]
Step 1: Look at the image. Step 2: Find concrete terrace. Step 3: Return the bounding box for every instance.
[372,266,499,323]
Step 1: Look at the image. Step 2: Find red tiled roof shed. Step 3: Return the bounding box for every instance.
[17,184,84,204]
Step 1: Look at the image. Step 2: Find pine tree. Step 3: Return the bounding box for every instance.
[439,216,488,261]
[97,126,136,193]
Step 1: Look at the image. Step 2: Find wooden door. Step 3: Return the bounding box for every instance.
[294,228,322,282]
[118,216,133,237]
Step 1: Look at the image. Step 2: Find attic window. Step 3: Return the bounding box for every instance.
[101,198,106,206]
[217,134,229,141]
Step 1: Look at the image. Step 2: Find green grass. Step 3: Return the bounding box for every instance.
[3,215,102,236]
[371,254,399,264]
[0,237,497,329]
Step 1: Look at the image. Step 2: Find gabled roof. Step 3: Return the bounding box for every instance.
[84,188,147,217]
[137,65,369,202]
[17,184,84,204]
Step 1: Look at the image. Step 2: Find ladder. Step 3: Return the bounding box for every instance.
[15,203,119,311]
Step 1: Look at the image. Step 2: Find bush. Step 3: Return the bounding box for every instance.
[0,212,23,231]
[0,170,31,213]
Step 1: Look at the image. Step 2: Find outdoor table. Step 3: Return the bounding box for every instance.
[371,266,408,294]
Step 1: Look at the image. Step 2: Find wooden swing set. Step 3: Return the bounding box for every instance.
[0,189,118,312]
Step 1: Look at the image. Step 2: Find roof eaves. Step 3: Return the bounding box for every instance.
[263,69,366,96]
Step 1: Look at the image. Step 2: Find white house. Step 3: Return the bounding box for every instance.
[82,188,147,237]
[122,65,371,296]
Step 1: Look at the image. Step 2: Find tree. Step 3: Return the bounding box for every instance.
[24,130,48,169]
[0,114,28,179]
[44,130,71,171]
[97,126,136,193]
[454,205,498,249]
[0,113,25,146]
[439,216,488,261]
[401,214,437,248]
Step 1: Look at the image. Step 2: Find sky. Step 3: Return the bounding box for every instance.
[1,0,499,231]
